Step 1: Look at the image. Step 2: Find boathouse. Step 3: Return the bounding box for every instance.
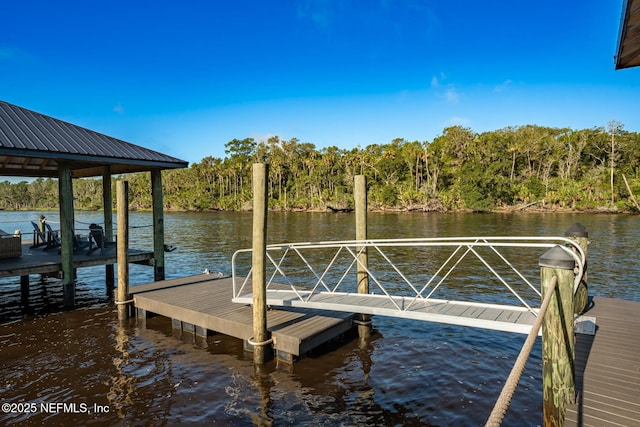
[0,100,188,307]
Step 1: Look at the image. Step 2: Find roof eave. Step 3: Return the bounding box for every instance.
[0,147,189,179]
[616,0,640,69]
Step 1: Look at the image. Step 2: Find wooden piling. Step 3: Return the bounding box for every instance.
[116,181,130,319]
[103,167,115,291]
[565,223,588,314]
[251,163,272,364]
[539,245,576,426]
[58,162,75,308]
[354,175,371,339]
[151,169,166,281]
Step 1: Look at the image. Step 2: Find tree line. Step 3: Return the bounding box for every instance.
[1,123,639,213]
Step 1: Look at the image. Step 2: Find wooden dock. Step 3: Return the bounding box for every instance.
[0,243,154,279]
[128,268,640,420]
[131,274,356,363]
[565,297,640,426]
[0,243,154,306]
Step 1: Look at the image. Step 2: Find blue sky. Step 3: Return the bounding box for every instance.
[1,1,637,165]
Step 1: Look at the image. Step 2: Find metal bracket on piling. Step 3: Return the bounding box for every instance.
[247,336,274,347]
[353,318,372,326]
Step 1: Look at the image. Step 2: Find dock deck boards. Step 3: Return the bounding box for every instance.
[232,289,538,334]
[131,274,355,358]
[565,297,640,427]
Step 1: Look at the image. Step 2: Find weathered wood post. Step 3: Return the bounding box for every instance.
[116,181,131,320]
[103,167,115,293]
[58,161,75,308]
[355,175,371,339]
[539,245,576,426]
[151,169,166,281]
[251,163,272,364]
[565,223,588,315]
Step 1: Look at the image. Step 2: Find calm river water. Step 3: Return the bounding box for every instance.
[0,211,638,426]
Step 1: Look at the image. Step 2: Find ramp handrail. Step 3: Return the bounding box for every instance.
[231,236,585,316]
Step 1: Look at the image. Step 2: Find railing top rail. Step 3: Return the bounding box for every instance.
[264,235,582,246]
[234,236,585,267]
[232,236,586,276]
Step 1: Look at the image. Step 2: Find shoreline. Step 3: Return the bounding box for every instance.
[3,205,637,215]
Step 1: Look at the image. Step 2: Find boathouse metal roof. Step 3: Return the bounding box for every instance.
[0,100,188,178]
[616,0,640,69]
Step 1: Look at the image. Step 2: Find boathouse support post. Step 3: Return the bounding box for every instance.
[539,246,576,427]
[151,169,165,281]
[251,163,272,364]
[58,162,76,308]
[116,181,131,319]
[354,175,371,339]
[103,167,115,292]
[565,223,589,314]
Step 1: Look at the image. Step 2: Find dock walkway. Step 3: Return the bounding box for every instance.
[0,243,153,279]
[131,274,355,363]
[565,297,640,426]
[232,290,538,334]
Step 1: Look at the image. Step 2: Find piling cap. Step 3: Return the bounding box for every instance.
[565,223,588,238]
[539,245,575,269]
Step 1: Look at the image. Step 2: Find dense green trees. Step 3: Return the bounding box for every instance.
[1,124,639,212]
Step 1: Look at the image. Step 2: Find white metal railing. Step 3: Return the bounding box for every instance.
[231,237,585,316]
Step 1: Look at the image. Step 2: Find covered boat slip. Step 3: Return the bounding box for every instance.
[0,100,189,307]
[131,274,356,362]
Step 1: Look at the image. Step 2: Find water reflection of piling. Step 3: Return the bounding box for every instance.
[108,321,134,420]
[251,364,274,426]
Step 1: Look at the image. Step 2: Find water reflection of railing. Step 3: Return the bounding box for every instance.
[231,237,585,316]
